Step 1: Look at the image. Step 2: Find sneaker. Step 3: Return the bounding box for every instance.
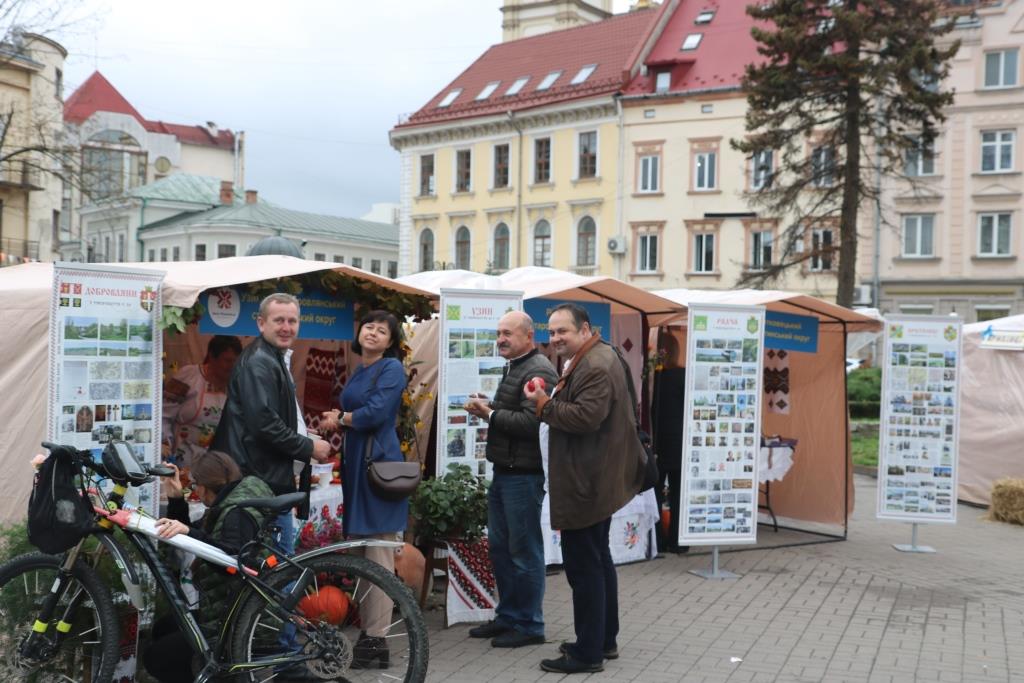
[351,632,389,670]
[540,653,604,674]
[559,640,619,660]
[468,620,511,639]
[492,631,545,648]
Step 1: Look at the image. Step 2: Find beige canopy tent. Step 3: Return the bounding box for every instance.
[958,314,1024,506]
[654,288,882,537]
[0,257,436,523]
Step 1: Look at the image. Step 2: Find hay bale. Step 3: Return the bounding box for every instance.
[990,478,1024,525]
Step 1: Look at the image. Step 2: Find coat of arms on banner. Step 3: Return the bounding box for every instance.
[139,286,157,312]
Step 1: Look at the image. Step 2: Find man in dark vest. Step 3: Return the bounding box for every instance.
[465,311,557,648]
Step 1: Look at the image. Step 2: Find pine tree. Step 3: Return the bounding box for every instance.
[731,0,958,306]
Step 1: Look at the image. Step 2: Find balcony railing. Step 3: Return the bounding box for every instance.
[0,237,40,264]
[0,160,43,190]
[570,264,597,277]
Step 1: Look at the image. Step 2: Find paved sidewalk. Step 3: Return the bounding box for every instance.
[423,474,1024,682]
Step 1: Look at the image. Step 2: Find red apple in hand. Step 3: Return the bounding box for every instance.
[526,377,547,393]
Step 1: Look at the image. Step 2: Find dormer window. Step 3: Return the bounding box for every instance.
[476,81,500,100]
[695,10,715,24]
[537,70,562,91]
[682,33,703,51]
[570,64,597,85]
[655,71,671,93]
[438,89,462,108]
[506,76,530,95]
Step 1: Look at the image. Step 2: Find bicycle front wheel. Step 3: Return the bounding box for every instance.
[0,552,120,682]
[230,552,428,683]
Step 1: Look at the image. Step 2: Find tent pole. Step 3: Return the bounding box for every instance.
[842,319,850,540]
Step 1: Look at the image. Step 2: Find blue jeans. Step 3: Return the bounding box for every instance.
[273,512,295,556]
[488,470,545,637]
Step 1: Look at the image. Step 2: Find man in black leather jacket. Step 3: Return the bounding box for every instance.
[211,292,331,552]
[465,310,557,649]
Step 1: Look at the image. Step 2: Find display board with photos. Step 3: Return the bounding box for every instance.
[48,264,165,515]
[876,316,962,523]
[436,289,523,479]
[678,304,767,547]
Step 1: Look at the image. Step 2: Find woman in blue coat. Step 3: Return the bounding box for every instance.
[322,309,408,669]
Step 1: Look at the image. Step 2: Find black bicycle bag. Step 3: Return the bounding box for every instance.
[27,447,95,554]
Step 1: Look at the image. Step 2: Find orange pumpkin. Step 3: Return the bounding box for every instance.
[298,585,350,625]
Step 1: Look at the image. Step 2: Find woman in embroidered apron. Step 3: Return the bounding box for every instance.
[162,335,242,468]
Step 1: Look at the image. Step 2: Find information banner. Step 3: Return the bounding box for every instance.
[876,316,962,523]
[437,288,523,478]
[524,298,610,343]
[678,304,766,547]
[198,285,354,341]
[48,263,165,515]
[765,311,818,353]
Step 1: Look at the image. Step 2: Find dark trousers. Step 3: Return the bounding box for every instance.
[143,616,193,683]
[560,517,618,664]
[655,467,682,551]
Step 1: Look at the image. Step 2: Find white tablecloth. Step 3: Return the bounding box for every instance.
[541,489,659,565]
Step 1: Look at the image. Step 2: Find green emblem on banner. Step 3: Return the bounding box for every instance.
[890,323,904,339]
[447,305,461,321]
[943,325,957,342]
[694,315,707,331]
[747,316,759,334]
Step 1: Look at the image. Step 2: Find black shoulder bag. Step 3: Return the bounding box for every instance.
[362,362,422,501]
[611,346,661,492]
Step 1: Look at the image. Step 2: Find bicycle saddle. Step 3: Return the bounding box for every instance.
[232,492,307,513]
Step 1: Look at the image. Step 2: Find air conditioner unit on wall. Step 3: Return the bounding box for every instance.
[852,284,873,306]
[607,236,627,254]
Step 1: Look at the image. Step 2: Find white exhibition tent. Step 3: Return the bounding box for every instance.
[958,314,1024,506]
[0,257,436,523]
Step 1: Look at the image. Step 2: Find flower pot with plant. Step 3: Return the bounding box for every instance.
[409,463,488,543]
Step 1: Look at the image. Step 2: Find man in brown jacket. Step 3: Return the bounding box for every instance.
[524,303,646,674]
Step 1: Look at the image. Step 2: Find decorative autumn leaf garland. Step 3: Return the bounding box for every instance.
[157,270,437,463]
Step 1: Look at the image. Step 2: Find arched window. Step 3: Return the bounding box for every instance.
[419,228,434,272]
[533,220,551,267]
[455,226,471,270]
[82,130,147,200]
[493,222,510,271]
[577,216,596,266]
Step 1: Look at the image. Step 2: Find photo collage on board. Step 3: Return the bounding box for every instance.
[684,331,761,538]
[444,326,503,478]
[881,324,959,517]
[59,314,156,466]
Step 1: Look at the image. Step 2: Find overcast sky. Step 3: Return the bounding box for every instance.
[56,0,632,219]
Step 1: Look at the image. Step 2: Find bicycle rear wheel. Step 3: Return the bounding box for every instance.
[0,552,119,682]
[230,552,428,683]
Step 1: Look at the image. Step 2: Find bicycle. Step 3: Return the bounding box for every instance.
[0,441,429,682]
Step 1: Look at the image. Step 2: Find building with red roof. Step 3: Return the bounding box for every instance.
[390,4,666,277]
[58,71,245,263]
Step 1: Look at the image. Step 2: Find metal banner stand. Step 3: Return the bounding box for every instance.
[893,523,935,553]
[689,546,739,580]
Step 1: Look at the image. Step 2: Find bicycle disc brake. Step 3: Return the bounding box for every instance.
[303,628,352,679]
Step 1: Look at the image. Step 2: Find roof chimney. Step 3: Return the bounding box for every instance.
[220,180,234,205]
[206,120,219,137]
[245,189,258,205]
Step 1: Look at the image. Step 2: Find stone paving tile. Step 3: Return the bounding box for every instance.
[422,475,1024,682]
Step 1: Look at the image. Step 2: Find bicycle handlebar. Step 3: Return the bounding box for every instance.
[41,441,176,480]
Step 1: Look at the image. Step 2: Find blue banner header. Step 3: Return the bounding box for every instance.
[524,298,611,343]
[764,311,818,353]
[198,285,354,341]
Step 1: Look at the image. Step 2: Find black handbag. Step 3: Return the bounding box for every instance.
[361,362,422,501]
[612,346,661,492]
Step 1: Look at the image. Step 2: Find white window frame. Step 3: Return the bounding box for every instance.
[694,151,717,190]
[810,228,834,271]
[537,70,561,91]
[533,136,552,184]
[454,148,473,193]
[682,33,702,50]
[978,212,1012,257]
[981,130,1015,173]
[655,71,671,93]
[695,10,715,23]
[902,214,935,258]
[492,222,511,271]
[492,142,511,189]
[419,153,435,196]
[811,145,836,187]
[532,220,553,267]
[751,230,773,270]
[454,226,471,269]
[751,149,773,190]
[693,233,715,273]
[975,305,1011,322]
[637,233,658,273]
[984,48,1019,89]
[438,89,461,108]
[570,64,597,85]
[476,81,500,100]
[905,136,936,176]
[575,216,597,267]
[638,154,660,193]
[505,76,529,96]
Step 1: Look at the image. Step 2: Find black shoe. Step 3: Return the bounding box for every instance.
[351,631,389,670]
[540,653,604,674]
[469,620,511,639]
[492,631,545,648]
[559,640,619,660]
